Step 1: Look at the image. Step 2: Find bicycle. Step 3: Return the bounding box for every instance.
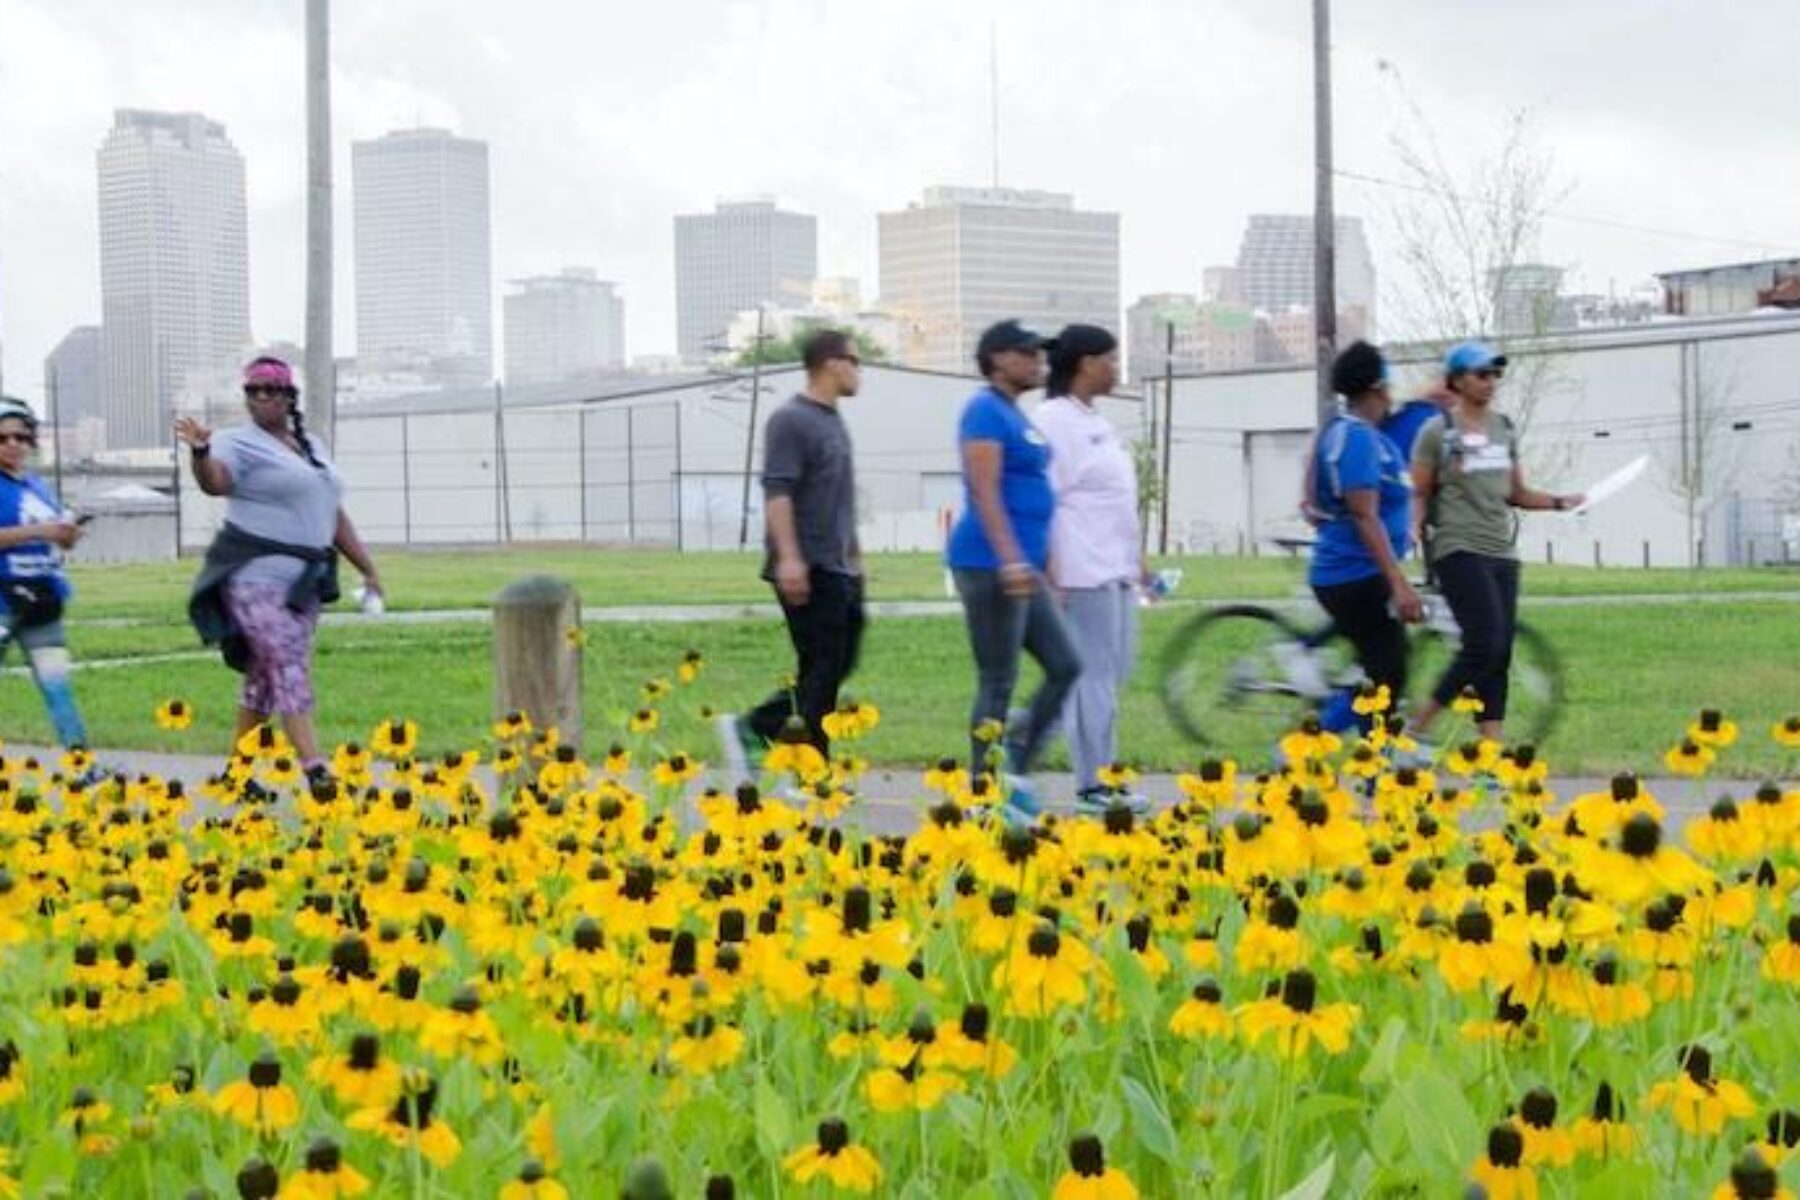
[1158,538,1564,752]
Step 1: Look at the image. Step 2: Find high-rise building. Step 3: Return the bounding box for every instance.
[96,109,250,448]
[674,199,816,362]
[353,128,494,388]
[878,186,1120,373]
[503,268,626,386]
[1231,213,1376,334]
[45,325,106,429]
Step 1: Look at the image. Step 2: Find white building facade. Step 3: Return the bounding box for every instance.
[504,268,626,385]
[674,199,816,363]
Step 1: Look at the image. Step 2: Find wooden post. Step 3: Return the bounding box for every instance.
[1643,540,1651,569]
[1592,540,1602,568]
[493,576,582,743]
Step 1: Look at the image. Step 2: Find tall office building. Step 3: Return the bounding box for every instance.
[674,198,816,362]
[45,325,106,428]
[96,109,250,449]
[503,268,626,385]
[878,186,1120,373]
[353,128,494,388]
[1232,213,1376,333]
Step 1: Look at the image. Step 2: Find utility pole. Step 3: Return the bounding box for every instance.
[304,0,336,440]
[1158,321,1175,554]
[1311,0,1339,428]
[736,306,768,549]
[46,366,64,502]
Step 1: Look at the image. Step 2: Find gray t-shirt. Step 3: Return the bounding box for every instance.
[1413,410,1518,561]
[215,424,344,586]
[761,394,857,578]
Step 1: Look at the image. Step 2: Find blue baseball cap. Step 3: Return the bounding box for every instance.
[1444,341,1508,376]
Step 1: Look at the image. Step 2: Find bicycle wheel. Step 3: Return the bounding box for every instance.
[1159,605,1354,752]
[1406,621,1564,746]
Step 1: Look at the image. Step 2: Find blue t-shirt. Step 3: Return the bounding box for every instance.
[1308,416,1412,588]
[945,387,1055,570]
[0,472,72,608]
[1381,399,1443,464]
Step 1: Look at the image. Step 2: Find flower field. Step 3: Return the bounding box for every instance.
[4,668,1800,1197]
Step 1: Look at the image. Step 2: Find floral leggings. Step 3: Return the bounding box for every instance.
[224,579,321,715]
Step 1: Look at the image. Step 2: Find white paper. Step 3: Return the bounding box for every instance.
[1568,455,1648,516]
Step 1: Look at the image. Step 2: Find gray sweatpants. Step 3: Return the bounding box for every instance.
[1060,581,1139,792]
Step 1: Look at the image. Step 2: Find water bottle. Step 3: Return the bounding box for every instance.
[354,585,385,616]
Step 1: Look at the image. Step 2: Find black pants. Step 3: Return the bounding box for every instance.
[746,570,865,754]
[1430,551,1520,720]
[1312,574,1408,700]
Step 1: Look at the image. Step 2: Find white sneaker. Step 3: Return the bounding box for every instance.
[1271,639,1328,699]
[713,713,753,783]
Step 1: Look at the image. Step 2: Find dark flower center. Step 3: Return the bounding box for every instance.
[1730,1148,1778,1199]
[1486,1124,1525,1168]
[1591,1081,1621,1122]
[1068,1133,1106,1178]
[1027,924,1062,959]
[349,1034,380,1071]
[817,1117,850,1156]
[1280,969,1317,1014]
[1520,1087,1557,1129]
[304,1137,342,1174]
[248,1054,282,1088]
[1454,905,1494,945]
[1620,814,1662,859]
[1678,1044,1714,1086]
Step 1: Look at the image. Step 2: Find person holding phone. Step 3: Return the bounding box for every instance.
[0,396,90,751]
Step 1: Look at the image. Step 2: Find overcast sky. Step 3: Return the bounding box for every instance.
[1,0,1795,393]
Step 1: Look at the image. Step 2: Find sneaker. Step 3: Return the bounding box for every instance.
[1001,773,1043,828]
[1271,639,1329,700]
[714,713,755,783]
[1074,788,1153,819]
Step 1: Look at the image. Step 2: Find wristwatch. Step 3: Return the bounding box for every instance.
[191,442,211,458]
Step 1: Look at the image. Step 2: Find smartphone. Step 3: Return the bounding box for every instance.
[73,513,95,526]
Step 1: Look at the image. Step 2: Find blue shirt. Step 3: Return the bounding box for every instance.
[1381,399,1444,464]
[0,471,72,607]
[1308,415,1412,588]
[946,386,1055,570]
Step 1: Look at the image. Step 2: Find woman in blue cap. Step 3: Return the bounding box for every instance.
[1408,342,1580,741]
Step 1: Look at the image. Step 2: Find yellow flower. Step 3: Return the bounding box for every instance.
[1452,686,1487,715]
[493,709,533,739]
[1688,708,1739,748]
[308,1034,403,1110]
[1177,759,1237,809]
[1096,761,1139,789]
[651,753,703,787]
[1570,1083,1636,1160]
[212,1054,301,1134]
[236,723,294,761]
[1645,1045,1756,1135]
[277,1137,371,1199]
[331,742,373,785]
[1052,1134,1139,1200]
[1772,716,1800,749]
[1278,717,1341,765]
[154,699,195,731]
[0,1041,24,1106]
[1169,981,1233,1040]
[864,1063,962,1112]
[821,698,880,741]
[1711,1147,1795,1200]
[369,718,418,759]
[563,626,588,650]
[1470,1124,1539,1200]
[783,1118,883,1193]
[1235,969,1359,1058]
[994,922,1094,1017]
[764,739,828,781]
[676,649,705,684]
[628,708,660,733]
[1665,738,1716,777]
[347,1076,461,1168]
[498,1161,568,1200]
[1351,682,1391,716]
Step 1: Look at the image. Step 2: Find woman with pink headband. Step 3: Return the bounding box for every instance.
[179,357,382,779]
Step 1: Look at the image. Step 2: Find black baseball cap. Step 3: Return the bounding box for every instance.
[976,319,1054,361]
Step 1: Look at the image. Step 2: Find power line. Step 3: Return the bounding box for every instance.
[1334,166,1799,256]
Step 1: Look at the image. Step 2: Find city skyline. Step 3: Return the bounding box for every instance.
[2,0,1796,400]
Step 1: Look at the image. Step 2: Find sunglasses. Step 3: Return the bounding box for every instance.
[244,385,296,399]
[1474,368,1505,381]
[0,432,36,447]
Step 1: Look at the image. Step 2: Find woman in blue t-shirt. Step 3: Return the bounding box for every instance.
[947,320,1082,822]
[1307,343,1424,716]
[0,397,90,750]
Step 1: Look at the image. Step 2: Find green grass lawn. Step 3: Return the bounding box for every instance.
[62,546,1800,621]
[8,592,1798,778]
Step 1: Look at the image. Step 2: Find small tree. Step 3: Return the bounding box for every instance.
[1132,436,1165,557]
[734,322,890,368]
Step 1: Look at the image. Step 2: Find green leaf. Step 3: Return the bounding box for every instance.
[1576,1159,1660,1197]
[1278,1149,1337,1200]
[754,1073,795,1156]
[1120,1074,1180,1167]
[1357,1016,1407,1086]
[1291,1091,1365,1133]
[1371,1067,1478,1181]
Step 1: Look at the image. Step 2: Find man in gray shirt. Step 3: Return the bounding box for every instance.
[718,329,865,771]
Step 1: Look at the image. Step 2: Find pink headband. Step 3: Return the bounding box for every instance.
[243,360,296,390]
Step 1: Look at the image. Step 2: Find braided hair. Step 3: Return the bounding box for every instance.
[244,355,326,470]
[288,404,326,470]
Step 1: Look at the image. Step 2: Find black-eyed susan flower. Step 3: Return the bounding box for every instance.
[652,753,703,787]
[676,648,705,683]
[1646,1044,1757,1135]
[1452,686,1486,715]
[1052,1133,1139,1199]
[628,708,660,734]
[783,1117,882,1193]
[1762,914,1800,984]
[493,709,533,739]
[211,1052,300,1135]
[1689,708,1739,748]
[1666,736,1716,777]
[277,1136,370,1199]
[0,1040,22,1106]
[369,719,417,759]
[499,1159,568,1200]
[1771,716,1800,750]
[923,757,969,795]
[1711,1147,1794,1200]
[563,626,588,651]
[932,1003,1019,1079]
[236,723,293,761]
[821,697,880,742]
[1351,681,1392,716]
[1176,758,1237,809]
[154,699,195,730]
[1760,1110,1800,1167]
[347,1074,461,1168]
[994,920,1094,1017]
[309,1033,403,1110]
[1437,902,1531,994]
[1235,968,1359,1059]
[1469,1123,1538,1200]
[1169,979,1232,1040]
[864,1057,962,1112]
[1513,1087,1576,1167]
[1278,716,1341,765]
[237,1157,281,1200]
[1571,1081,1636,1159]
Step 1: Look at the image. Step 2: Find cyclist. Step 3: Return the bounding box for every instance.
[1307,343,1424,730]
[1409,342,1581,742]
